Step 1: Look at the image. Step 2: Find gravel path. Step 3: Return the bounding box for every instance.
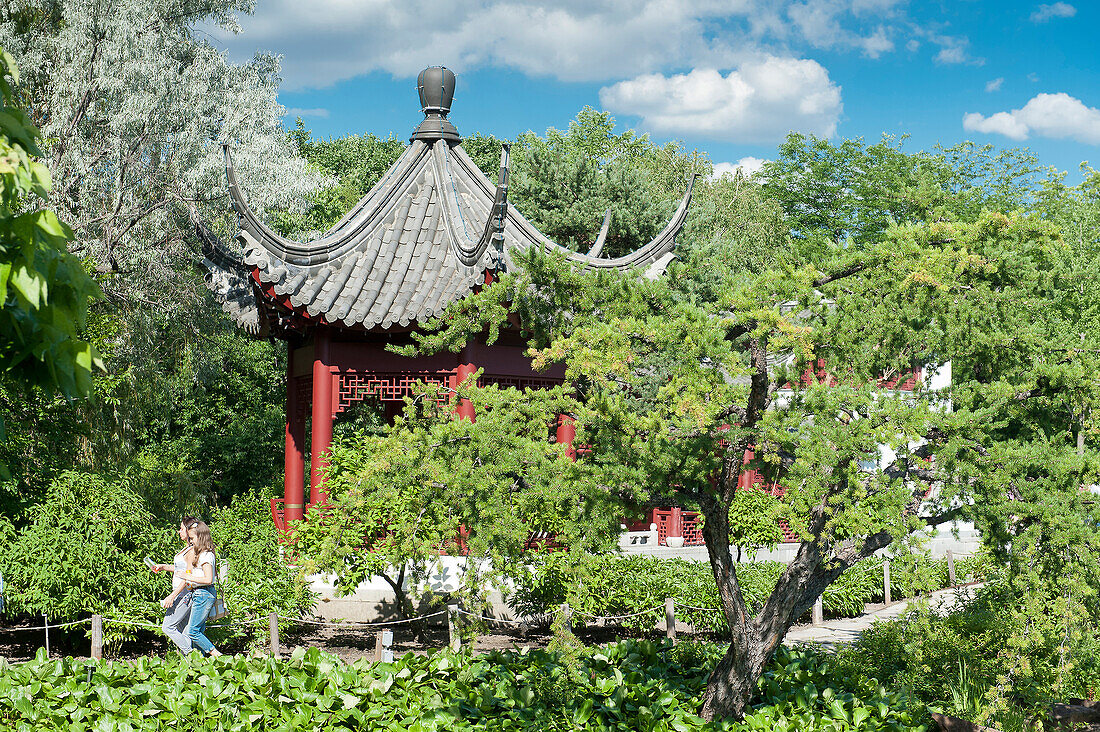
[784,584,980,649]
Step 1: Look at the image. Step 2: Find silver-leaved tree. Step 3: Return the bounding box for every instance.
[0,0,319,302]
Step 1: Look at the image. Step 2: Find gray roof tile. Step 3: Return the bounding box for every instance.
[211,135,694,334]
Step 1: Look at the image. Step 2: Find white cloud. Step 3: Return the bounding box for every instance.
[963,111,1030,140]
[786,1,897,57]
[1030,3,1076,22]
[284,107,330,118]
[910,25,982,66]
[207,0,918,90]
[985,78,1004,92]
[712,156,768,179]
[933,36,979,65]
[599,58,842,143]
[963,93,1100,144]
[209,0,752,89]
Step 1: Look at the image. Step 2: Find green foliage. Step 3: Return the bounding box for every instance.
[746,646,928,732]
[509,107,687,258]
[758,133,1041,254]
[2,308,288,514]
[274,125,405,237]
[0,471,173,639]
[835,581,1100,727]
[0,640,931,731]
[140,331,286,506]
[0,46,102,431]
[0,472,312,652]
[511,553,988,632]
[945,660,984,722]
[294,382,621,614]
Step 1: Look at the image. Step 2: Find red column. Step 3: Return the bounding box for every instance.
[284,346,306,525]
[455,344,476,422]
[670,506,683,539]
[310,329,334,506]
[555,414,576,460]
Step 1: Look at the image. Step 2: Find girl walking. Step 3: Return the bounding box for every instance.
[152,517,198,653]
[161,520,223,657]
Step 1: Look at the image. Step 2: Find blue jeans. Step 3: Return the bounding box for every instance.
[188,587,217,654]
[162,590,192,653]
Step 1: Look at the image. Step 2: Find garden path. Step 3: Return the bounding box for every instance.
[784,584,979,649]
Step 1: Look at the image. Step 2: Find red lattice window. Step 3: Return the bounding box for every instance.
[777,519,801,543]
[653,509,672,544]
[680,511,704,545]
[651,508,705,546]
[880,369,921,391]
[336,372,450,411]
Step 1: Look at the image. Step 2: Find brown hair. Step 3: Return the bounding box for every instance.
[187,521,216,568]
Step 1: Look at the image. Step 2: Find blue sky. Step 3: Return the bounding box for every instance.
[208,1,1099,180]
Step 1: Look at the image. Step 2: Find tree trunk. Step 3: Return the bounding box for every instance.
[701,623,771,719]
[699,492,768,720]
[382,566,410,618]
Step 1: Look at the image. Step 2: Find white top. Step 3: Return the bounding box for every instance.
[187,551,216,588]
[171,547,191,591]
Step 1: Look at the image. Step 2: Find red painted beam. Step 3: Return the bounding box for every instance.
[310,329,335,506]
[284,346,306,525]
[455,343,477,422]
[555,414,576,460]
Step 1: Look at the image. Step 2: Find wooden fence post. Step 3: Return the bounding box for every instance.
[90,615,103,660]
[448,605,460,652]
[947,550,956,587]
[884,560,892,605]
[560,602,572,630]
[373,631,384,662]
[380,630,393,662]
[812,596,823,625]
[664,598,677,643]
[43,614,49,659]
[268,613,280,658]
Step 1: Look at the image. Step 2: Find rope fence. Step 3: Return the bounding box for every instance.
[675,603,721,612]
[572,605,665,622]
[0,617,91,633]
[0,550,980,661]
[275,611,447,628]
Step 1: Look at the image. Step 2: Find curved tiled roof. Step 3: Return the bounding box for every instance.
[202,109,695,335]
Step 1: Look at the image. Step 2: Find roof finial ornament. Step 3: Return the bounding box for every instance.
[410,66,461,144]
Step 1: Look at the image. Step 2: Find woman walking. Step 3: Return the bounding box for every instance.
[162,520,223,657]
[152,517,197,653]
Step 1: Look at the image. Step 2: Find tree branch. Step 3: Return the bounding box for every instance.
[813,261,868,287]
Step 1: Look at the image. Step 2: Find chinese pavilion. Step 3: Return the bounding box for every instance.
[198,66,696,531]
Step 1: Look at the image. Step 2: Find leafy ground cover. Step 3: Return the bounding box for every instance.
[512,553,990,631]
[834,581,1100,731]
[0,641,928,731]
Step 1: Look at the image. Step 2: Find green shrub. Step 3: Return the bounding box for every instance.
[834,581,1100,726]
[744,646,929,732]
[0,475,314,653]
[0,640,930,731]
[0,471,174,644]
[511,552,989,633]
